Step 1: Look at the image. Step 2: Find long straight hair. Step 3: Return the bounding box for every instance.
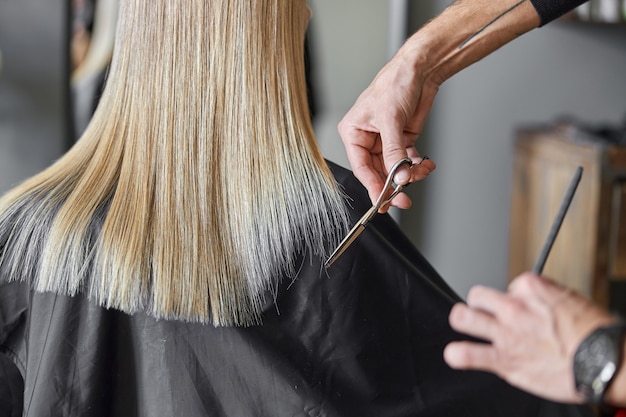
[0,0,348,326]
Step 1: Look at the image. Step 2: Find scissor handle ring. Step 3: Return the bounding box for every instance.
[373,157,413,210]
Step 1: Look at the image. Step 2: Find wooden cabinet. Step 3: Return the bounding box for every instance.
[508,124,626,316]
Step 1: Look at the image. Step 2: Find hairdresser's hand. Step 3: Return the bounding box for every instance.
[338,45,437,210]
[444,272,618,404]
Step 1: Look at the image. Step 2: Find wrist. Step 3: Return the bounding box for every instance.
[604,341,626,407]
[400,15,464,87]
[402,0,541,86]
[574,323,626,406]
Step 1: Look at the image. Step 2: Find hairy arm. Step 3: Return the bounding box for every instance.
[339,0,540,207]
[403,0,541,91]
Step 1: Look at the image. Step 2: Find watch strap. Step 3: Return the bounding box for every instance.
[573,323,626,404]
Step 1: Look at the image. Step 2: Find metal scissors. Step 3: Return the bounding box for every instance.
[325,157,419,267]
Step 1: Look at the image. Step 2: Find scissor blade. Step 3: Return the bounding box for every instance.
[324,223,366,267]
[325,206,378,267]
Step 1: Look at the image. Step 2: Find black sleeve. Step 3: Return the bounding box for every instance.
[530,0,589,25]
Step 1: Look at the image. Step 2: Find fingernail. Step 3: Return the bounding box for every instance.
[394,167,410,185]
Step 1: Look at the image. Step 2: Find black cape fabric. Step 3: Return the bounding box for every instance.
[0,162,592,417]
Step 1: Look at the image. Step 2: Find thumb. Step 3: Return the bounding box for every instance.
[380,128,411,185]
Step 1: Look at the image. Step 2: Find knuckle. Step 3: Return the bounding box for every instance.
[509,273,536,294]
[466,285,487,304]
[449,303,468,326]
[337,118,348,134]
[499,299,524,322]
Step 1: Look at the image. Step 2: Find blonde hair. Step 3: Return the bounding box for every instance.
[0,0,348,326]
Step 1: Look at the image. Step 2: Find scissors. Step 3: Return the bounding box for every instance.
[325,157,420,267]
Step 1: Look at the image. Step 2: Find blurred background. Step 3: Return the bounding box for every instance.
[310,0,626,306]
[1,0,625,304]
[0,0,70,192]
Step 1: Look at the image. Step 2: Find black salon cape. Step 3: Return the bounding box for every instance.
[0,162,591,417]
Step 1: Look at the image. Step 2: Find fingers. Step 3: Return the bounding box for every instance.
[341,131,434,209]
[412,157,436,180]
[508,272,556,296]
[508,272,576,311]
[509,272,616,346]
[337,57,438,206]
[382,142,412,184]
[393,153,436,183]
[466,285,513,316]
[393,163,412,185]
[448,286,526,342]
[340,128,387,205]
[338,101,434,208]
[378,124,415,184]
[389,82,437,184]
[448,302,497,342]
[444,341,497,372]
[386,156,435,210]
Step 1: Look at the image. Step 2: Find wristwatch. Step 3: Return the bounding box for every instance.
[573,323,626,404]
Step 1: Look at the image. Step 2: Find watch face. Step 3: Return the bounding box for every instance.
[576,335,613,381]
[574,325,625,403]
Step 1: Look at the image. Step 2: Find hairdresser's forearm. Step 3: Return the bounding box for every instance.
[400,0,540,87]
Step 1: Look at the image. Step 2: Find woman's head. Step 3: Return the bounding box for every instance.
[0,0,348,326]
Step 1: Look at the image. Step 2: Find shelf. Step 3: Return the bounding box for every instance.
[561,3,626,26]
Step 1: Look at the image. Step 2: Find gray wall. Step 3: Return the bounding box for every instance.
[309,0,390,169]
[405,12,626,297]
[0,0,69,193]
[311,1,626,298]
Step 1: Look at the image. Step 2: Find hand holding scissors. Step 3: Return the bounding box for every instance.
[325,157,426,267]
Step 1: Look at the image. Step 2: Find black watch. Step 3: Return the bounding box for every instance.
[573,323,626,404]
